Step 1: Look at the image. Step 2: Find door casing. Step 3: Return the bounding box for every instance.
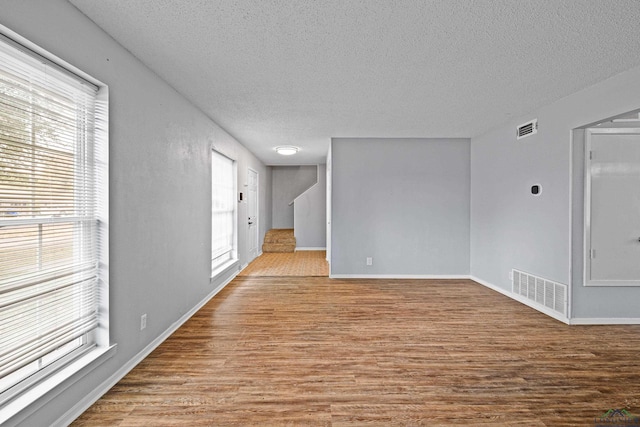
[584,127,640,286]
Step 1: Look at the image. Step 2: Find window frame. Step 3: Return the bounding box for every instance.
[211,149,237,276]
[0,26,112,425]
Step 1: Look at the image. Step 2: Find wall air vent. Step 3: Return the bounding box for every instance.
[517,119,538,139]
[512,269,567,319]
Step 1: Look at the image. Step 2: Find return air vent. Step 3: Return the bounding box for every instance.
[512,269,567,318]
[517,119,538,139]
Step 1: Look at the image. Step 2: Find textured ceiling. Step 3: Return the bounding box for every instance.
[68,0,640,165]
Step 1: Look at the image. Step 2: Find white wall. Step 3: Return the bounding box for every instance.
[1,1,269,425]
[294,164,326,249]
[470,64,640,320]
[271,165,317,228]
[331,138,470,277]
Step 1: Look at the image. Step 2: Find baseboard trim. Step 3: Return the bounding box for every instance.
[295,247,326,251]
[570,318,640,325]
[330,274,471,279]
[53,271,238,427]
[3,345,116,427]
[470,276,570,325]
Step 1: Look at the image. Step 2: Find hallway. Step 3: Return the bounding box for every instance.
[239,251,329,277]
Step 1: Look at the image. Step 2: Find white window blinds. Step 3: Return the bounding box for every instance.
[0,37,99,395]
[211,150,235,272]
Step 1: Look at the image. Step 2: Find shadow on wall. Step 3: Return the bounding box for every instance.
[271,165,317,228]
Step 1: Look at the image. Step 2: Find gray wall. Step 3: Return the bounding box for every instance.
[470,64,640,320]
[271,165,317,228]
[1,1,269,425]
[331,138,470,276]
[294,164,326,248]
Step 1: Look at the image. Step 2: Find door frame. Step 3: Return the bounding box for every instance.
[584,127,640,286]
[247,167,259,261]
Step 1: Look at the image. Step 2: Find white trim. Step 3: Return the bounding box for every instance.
[289,164,321,206]
[211,149,238,276]
[210,258,238,279]
[1,346,116,426]
[289,181,319,206]
[330,274,471,279]
[51,271,238,427]
[570,318,640,325]
[568,128,575,320]
[295,247,326,251]
[247,167,259,262]
[470,276,570,324]
[583,128,593,286]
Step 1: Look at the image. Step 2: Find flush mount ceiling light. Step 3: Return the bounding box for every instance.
[275,146,299,156]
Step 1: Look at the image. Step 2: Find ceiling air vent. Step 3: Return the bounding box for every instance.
[517,119,538,140]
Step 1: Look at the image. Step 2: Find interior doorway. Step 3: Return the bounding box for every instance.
[584,128,640,286]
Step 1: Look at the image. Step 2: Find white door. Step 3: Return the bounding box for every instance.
[585,129,640,286]
[247,168,259,260]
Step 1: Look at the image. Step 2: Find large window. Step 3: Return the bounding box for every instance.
[0,33,107,411]
[211,150,236,273]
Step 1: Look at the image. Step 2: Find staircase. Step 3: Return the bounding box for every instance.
[262,229,296,253]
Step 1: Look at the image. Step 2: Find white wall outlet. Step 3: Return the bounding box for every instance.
[366,257,373,266]
[140,313,147,331]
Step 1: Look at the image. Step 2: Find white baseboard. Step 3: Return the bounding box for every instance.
[295,247,326,251]
[53,271,238,427]
[470,276,570,325]
[570,318,640,325]
[470,276,640,325]
[3,346,116,427]
[330,274,471,279]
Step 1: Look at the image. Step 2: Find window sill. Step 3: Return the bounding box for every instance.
[0,344,117,426]
[211,258,239,280]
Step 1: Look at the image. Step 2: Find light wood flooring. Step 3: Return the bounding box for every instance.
[238,251,329,277]
[72,278,640,426]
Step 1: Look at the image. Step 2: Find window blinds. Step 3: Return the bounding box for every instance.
[211,151,234,271]
[0,37,99,393]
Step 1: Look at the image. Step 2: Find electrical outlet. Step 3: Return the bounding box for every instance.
[366,257,373,266]
[140,313,147,331]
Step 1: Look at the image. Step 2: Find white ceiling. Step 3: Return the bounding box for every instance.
[68,0,640,165]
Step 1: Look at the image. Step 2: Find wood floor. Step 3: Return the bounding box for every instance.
[238,251,329,277]
[72,278,640,426]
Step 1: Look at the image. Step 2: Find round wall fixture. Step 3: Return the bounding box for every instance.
[275,146,299,156]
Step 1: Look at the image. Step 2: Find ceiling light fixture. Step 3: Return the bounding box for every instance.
[275,146,299,156]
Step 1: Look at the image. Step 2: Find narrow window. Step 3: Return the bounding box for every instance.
[211,150,236,274]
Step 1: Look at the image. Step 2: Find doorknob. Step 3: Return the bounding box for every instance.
[248,222,253,225]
